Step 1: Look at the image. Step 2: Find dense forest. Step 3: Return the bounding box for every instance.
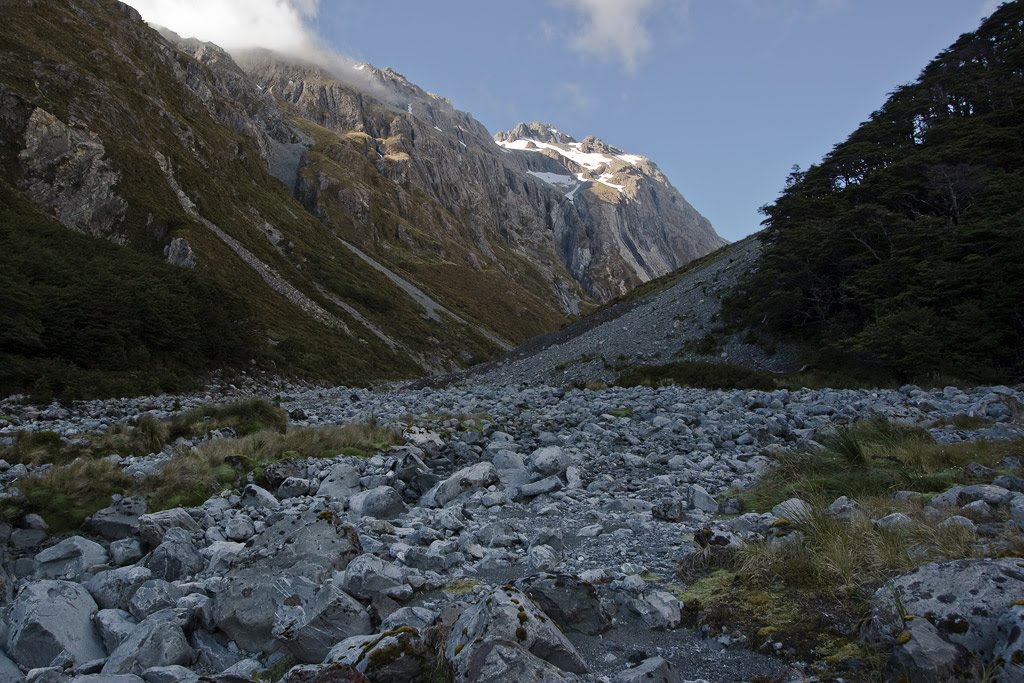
[0,181,265,400]
[727,1,1024,383]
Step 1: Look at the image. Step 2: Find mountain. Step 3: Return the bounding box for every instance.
[0,0,724,399]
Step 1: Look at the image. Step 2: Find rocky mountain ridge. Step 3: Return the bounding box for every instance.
[0,0,726,397]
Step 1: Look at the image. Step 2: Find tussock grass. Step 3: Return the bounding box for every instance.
[736,419,1023,512]
[144,421,400,510]
[168,398,287,439]
[14,459,132,532]
[616,361,777,391]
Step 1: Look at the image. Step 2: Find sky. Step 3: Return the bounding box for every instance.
[125,0,1005,241]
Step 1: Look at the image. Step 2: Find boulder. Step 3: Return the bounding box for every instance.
[611,656,679,683]
[347,486,407,520]
[887,616,969,682]
[101,615,193,675]
[7,580,106,668]
[431,463,499,507]
[139,666,199,683]
[862,558,1024,659]
[993,605,1024,683]
[144,528,203,582]
[771,497,812,522]
[528,446,569,477]
[0,650,25,683]
[281,664,368,683]
[83,496,148,541]
[326,628,433,682]
[33,536,108,581]
[518,476,563,499]
[515,573,611,635]
[445,587,588,680]
[95,608,138,653]
[137,509,200,548]
[316,463,362,502]
[86,566,153,611]
[275,579,373,663]
[340,554,410,601]
[239,484,279,510]
[128,580,183,620]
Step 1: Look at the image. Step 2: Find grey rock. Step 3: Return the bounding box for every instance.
[277,477,311,499]
[0,650,25,683]
[611,656,679,683]
[86,566,153,611]
[145,528,203,582]
[128,580,183,620]
[652,498,687,522]
[109,539,144,567]
[379,606,437,633]
[888,616,969,682]
[874,512,914,530]
[862,558,1024,658]
[771,497,811,522]
[101,616,193,675]
[432,462,499,507]
[83,497,148,541]
[326,628,432,681]
[529,446,569,476]
[71,676,144,683]
[7,580,106,668]
[274,580,372,664]
[223,516,255,542]
[347,486,407,519]
[138,509,200,549]
[519,476,563,498]
[938,515,977,534]
[526,544,559,572]
[339,554,410,601]
[34,536,108,581]
[516,573,611,635]
[315,463,361,501]
[239,484,279,510]
[445,587,588,679]
[688,485,719,513]
[95,609,138,653]
[993,605,1024,683]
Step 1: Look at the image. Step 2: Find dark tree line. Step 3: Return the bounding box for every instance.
[726,1,1024,382]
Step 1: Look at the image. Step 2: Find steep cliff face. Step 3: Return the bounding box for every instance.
[240,58,726,305]
[495,123,727,300]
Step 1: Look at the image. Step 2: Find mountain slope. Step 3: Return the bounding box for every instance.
[0,0,727,397]
[725,1,1024,383]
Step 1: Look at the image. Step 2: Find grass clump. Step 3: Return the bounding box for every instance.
[735,419,1021,512]
[168,398,287,439]
[13,459,132,532]
[616,361,777,391]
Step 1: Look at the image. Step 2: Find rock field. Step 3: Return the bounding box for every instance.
[0,381,1022,682]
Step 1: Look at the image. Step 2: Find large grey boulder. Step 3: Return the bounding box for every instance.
[101,615,193,675]
[128,580,183,620]
[7,580,106,668]
[95,608,138,653]
[887,616,969,682]
[340,554,410,601]
[137,509,200,548]
[347,486,407,520]
[445,587,588,681]
[86,566,153,611]
[33,536,108,581]
[326,628,433,682]
[528,446,569,477]
[515,573,611,635]
[862,558,1024,660]
[611,656,679,683]
[144,528,203,582]
[0,650,25,682]
[274,580,373,663]
[212,511,362,653]
[83,496,148,541]
[431,462,499,507]
[315,463,361,501]
[993,605,1024,683]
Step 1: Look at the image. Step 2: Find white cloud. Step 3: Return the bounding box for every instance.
[555,0,662,74]
[123,0,321,56]
[556,82,595,110]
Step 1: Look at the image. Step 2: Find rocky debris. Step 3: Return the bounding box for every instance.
[0,382,1021,681]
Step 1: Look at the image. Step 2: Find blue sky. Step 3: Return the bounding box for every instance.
[128,0,1004,241]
